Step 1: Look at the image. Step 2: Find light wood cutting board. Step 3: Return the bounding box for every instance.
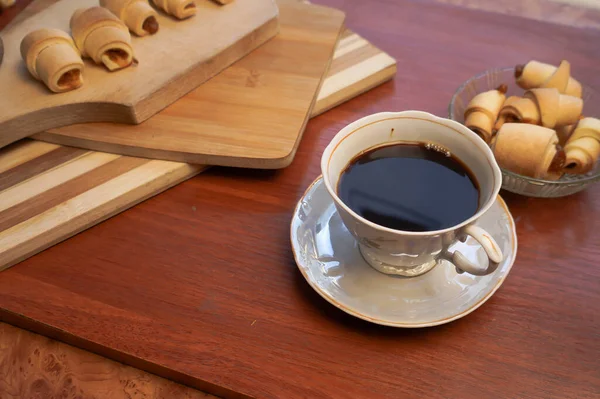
[31,0,346,168]
[0,26,396,271]
[0,0,279,149]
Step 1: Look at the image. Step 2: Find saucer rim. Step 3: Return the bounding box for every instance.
[290,175,518,328]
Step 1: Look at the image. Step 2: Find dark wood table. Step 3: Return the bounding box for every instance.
[1,0,600,398]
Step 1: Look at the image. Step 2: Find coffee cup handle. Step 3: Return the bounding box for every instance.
[445,225,503,276]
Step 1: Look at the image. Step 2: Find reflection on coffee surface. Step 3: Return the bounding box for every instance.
[337,142,479,232]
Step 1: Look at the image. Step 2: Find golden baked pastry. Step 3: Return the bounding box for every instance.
[152,0,197,19]
[524,88,583,129]
[494,95,539,131]
[100,0,159,36]
[70,6,135,71]
[515,60,582,98]
[467,59,595,180]
[563,117,600,174]
[493,123,565,180]
[464,84,507,143]
[20,28,84,93]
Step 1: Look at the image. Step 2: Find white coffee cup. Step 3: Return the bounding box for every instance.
[321,111,504,277]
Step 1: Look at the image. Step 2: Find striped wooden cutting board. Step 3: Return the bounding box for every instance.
[0,28,396,271]
[314,29,396,115]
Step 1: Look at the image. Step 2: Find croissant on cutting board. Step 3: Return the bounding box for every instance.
[152,0,197,19]
[20,28,84,93]
[100,0,159,36]
[70,6,135,71]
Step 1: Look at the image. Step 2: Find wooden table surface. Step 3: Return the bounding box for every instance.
[1,0,600,398]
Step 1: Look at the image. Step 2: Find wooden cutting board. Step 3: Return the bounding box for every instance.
[0,28,396,270]
[314,29,396,116]
[30,0,346,168]
[0,0,279,149]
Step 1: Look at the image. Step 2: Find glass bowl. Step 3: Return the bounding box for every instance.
[449,67,600,198]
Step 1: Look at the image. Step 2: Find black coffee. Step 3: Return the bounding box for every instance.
[337,143,479,232]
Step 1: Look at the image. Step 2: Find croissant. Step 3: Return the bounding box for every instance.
[464,84,507,143]
[100,0,159,36]
[493,123,565,180]
[540,59,571,93]
[524,88,583,129]
[556,123,577,146]
[71,7,135,71]
[20,28,84,93]
[152,0,196,19]
[515,60,582,98]
[563,117,600,174]
[494,96,540,132]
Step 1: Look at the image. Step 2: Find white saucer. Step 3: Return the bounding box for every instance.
[290,176,518,328]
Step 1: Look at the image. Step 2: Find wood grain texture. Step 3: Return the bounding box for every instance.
[1,1,599,398]
[30,0,345,168]
[0,139,206,271]
[0,322,219,399]
[0,5,393,272]
[0,0,279,149]
[0,2,396,396]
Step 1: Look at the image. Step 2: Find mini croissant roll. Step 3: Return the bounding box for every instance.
[494,96,540,132]
[556,123,577,146]
[541,60,570,93]
[524,88,583,129]
[152,0,196,19]
[20,28,84,93]
[100,0,159,36]
[71,7,135,71]
[493,96,518,132]
[563,117,600,174]
[464,84,507,143]
[515,60,583,98]
[493,123,565,180]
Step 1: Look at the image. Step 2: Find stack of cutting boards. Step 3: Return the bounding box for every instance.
[0,0,397,270]
[0,0,281,146]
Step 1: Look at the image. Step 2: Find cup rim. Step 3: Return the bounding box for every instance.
[320,111,503,236]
